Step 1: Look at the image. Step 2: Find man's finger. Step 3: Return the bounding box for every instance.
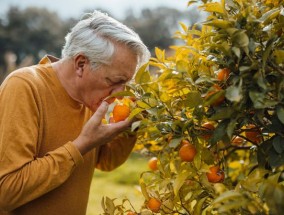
[91,101,109,124]
[109,118,132,132]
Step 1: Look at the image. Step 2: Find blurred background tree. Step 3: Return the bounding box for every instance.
[0,5,204,82]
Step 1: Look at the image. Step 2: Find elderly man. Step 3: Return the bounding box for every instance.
[0,11,150,215]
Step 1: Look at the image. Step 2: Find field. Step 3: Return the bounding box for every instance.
[86,152,148,215]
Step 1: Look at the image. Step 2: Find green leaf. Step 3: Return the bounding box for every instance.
[249,91,278,109]
[139,179,150,200]
[187,29,202,36]
[211,120,230,144]
[204,89,225,107]
[231,30,249,48]
[169,137,182,148]
[213,191,243,204]
[254,71,267,91]
[217,199,248,213]
[179,22,188,33]
[104,91,135,101]
[259,180,284,214]
[187,0,198,7]
[173,171,190,196]
[262,37,277,71]
[225,83,243,102]
[131,120,141,132]
[276,106,284,124]
[193,197,207,215]
[259,8,280,25]
[199,2,225,14]
[104,196,116,215]
[203,19,233,29]
[135,63,150,84]
[209,107,235,120]
[184,91,203,108]
[273,50,284,64]
[157,69,172,82]
[267,172,281,184]
[129,107,144,120]
[176,60,189,72]
[227,118,237,138]
[241,168,269,192]
[268,146,284,168]
[137,101,151,109]
[232,46,241,59]
[155,47,165,62]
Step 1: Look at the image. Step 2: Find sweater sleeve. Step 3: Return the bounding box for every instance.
[0,76,83,211]
[95,133,136,171]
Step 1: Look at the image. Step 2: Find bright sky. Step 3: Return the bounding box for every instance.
[0,0,191,19]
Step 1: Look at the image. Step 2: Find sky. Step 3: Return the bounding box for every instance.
[0,0,192,20]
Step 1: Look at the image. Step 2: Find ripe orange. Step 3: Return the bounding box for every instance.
[200,122,215,140]
[112,104,130,122]
[205,84,225,106]
[127,212,137,215]
[245,124,262,144]
[231,136,244,146]
[147,198,162,213]
[148,157,158,171]
[206,166,225,183]
[179,142,197,162]
[217,68,230,81]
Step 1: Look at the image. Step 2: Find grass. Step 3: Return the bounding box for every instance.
[86,152,148,215]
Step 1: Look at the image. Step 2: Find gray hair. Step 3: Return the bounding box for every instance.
[61,10,150,70]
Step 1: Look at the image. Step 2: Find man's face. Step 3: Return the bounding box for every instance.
[78,45,138,112]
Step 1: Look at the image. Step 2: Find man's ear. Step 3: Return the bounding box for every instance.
[74,54,88,77]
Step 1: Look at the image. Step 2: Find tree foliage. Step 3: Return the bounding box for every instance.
[101,0,284,214]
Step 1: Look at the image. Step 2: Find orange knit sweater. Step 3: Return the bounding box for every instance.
[0,56,136,215]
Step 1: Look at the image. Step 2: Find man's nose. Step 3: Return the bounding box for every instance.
[113,84,125,93]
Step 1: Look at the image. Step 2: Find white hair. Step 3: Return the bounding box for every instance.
[61,11,150,70]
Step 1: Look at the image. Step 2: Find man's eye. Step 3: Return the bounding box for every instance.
[107,78,125,85]
[106,78,114,85]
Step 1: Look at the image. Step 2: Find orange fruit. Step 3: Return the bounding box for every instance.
[205,84,225,106]
[148,157,158,171]
[245,124,262,144]
[200,122,215,140]
[217,68,230,81]
[206,166,225,183]
[147,198,162,213]
[112,104,130,122]
[231,136,244,146]
[127,212,137,215]
[179,142,197,162]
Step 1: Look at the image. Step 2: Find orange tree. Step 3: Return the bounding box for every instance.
[101,0,284,214]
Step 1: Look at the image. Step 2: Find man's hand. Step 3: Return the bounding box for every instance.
[73,101,132,155]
